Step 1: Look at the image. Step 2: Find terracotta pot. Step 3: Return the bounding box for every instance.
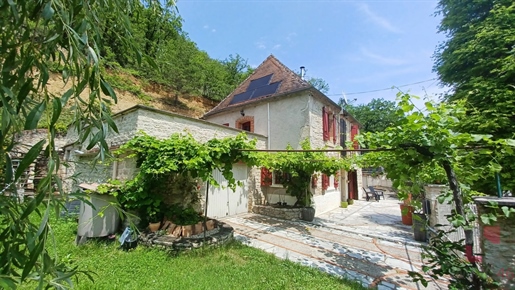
[400,204,414,225]
[148,222,161,232]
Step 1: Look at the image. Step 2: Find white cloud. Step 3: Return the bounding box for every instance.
[357,3,402,34]
[286,32,297,42]
[203,25,209,29]
[273,44,282,50]
[361,48,406,66]
[256,41,266,50]
[211,29,216,33]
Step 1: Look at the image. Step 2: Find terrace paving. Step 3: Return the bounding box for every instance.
[220,196,448,290]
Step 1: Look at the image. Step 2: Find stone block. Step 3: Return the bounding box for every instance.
[182,225,193,237]
[167,223,177,235]
[194,222,203,235]
[162,221,172,231]
[206,219,216,230]
[171,225,182,237]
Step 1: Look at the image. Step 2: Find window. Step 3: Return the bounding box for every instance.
[273,171,289,186]
[236,116,254,132]
[241,121,251,132]
[222,123,229,126]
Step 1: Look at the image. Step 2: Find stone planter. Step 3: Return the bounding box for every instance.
[475,197,515,289]
[413,213,427,242]
[301,207,316,222]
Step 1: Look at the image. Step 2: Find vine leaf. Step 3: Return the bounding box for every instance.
[15,140,45,180]
[24,101,46,130]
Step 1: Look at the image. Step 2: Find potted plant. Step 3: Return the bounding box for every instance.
[347,198,354,205]
[412,210,427,242]
[341,201,349,208]
[147,209,163,232]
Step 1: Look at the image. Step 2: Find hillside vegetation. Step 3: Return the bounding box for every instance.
[99,4,252,104]
[45,2,253,130]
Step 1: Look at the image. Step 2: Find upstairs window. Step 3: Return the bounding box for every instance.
[241,121,251,132]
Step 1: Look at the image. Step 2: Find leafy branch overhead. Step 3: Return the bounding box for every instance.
[260,139,351,207]
[118,132,259,190]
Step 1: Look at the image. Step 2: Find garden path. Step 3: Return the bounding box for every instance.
[220,198,448,290]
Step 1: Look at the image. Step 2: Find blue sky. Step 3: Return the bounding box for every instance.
[176,0,448,105]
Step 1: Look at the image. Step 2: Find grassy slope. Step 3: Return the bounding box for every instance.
[20,218,365,290]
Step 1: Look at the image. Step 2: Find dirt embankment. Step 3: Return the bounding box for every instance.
[45,72,218,119]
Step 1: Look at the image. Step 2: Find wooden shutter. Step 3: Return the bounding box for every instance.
[351,124,359,149]
[332,115,337,144]
[260,168,272,186]
[322,107,329,141]
[311,175,318,188]
[322,174,329,190]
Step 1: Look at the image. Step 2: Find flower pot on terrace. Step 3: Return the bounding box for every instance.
[400,204,414,225]
[301,207,316,222]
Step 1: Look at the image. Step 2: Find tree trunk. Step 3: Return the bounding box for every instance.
[441,160,479,287]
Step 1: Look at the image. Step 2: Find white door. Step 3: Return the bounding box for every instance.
[206,164,248,218]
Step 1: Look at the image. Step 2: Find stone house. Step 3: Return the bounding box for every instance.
[203,55,363,214]
[63,55,362,218]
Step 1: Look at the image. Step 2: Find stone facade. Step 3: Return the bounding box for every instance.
[64,105,266,189]
[475,197,515,289]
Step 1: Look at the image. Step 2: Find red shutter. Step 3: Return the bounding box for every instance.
[311,175,318,188]
[351,124,359,149]
[332,115,337,144]
[322,174,329,190]
[261,168,272,186]
[323,107,329,141]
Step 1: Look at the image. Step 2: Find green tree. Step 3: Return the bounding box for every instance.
[0,0,171,287]
[342,98,399,133]
[359,93,514,288]
[307,77,330,94]
[434,0,515,192]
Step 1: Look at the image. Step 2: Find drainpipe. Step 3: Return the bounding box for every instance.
[112,160,118,180]
[267,103,271,149]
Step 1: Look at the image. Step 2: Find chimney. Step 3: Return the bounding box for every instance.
[300,66,306,80]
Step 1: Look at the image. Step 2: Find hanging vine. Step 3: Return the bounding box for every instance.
[260,139,351,207]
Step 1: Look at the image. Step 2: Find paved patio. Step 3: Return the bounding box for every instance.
[220,194,448,290]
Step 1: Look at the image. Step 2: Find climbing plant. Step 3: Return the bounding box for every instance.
[116,132,260,223]
[356,93,515,288]
[260,139,351,207]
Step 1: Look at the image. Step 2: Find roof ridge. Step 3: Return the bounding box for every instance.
[203,55,313,118]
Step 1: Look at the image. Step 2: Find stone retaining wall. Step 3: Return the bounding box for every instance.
[139,222,234,252]
[252,205,301,220]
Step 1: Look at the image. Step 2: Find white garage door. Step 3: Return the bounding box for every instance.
[206,163,248,218]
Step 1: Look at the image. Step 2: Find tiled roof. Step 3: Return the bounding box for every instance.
[204,55,313,117]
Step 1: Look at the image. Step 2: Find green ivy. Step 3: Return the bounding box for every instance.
[260,139,351,207]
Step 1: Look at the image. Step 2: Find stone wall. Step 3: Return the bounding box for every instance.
[475,197,515,289]
[252,205,302,220]
[64,105,267,190]
[362,173,393,189]
[424,184,466,243]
